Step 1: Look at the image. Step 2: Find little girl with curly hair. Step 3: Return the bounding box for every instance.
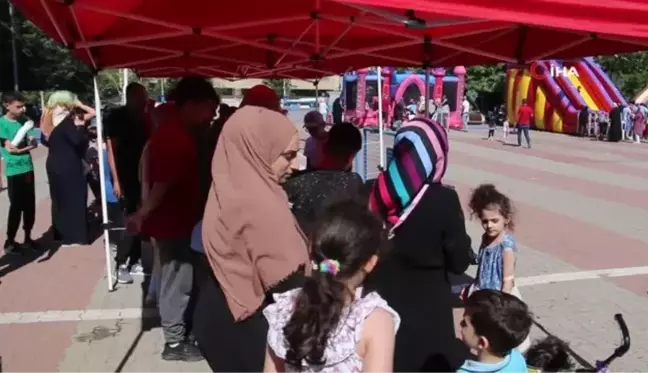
[465,184,530,351]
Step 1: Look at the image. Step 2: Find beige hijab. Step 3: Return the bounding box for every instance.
[202,105,309,321]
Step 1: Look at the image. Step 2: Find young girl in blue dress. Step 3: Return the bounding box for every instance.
[466,184,530,351]
[468,184,518,294]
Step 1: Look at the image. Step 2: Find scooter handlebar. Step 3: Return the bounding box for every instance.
[613,313,631,356]
[598,313,631,369]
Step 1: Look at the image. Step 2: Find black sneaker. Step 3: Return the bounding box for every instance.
[22,238,39,251]
[161,342,204,362]
[3,240,22,255]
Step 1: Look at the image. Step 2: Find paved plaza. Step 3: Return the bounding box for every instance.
[1,122,648,371]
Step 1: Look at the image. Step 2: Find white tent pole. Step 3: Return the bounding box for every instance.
[424,68,430,115]
[94,76,114,291]
[377,66,385,168]
[122,69,128,105]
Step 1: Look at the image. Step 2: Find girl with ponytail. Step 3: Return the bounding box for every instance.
[263,199,400,373]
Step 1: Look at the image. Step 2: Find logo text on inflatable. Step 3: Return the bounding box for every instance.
[529,62,579,80]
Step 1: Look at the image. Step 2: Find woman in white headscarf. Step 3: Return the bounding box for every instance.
[41,91,95,245]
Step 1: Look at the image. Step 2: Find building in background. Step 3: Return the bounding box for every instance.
[211,76,341,98]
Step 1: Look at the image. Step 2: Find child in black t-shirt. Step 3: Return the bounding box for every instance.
[487,111,497,140]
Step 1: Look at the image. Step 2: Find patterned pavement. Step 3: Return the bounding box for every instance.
[1,124,647,371]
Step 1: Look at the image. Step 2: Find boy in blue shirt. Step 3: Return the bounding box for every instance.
[458,289,532,373]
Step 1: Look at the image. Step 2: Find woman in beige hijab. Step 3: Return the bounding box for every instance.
[192,105,309,372]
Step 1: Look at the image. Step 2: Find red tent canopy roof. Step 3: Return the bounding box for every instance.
[11,0,648,79]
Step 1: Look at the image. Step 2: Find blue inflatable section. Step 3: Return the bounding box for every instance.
[343,71,458,98]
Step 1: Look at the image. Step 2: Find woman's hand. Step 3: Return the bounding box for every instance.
[74,100,97,120]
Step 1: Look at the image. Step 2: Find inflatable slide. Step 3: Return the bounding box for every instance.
[506,58,627,134]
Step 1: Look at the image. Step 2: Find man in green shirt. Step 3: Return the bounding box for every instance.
[1,92,38,254]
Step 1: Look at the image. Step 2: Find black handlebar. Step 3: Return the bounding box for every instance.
[600,313,631,367]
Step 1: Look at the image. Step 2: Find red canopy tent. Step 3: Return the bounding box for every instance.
[11,0,648,79]
[11,0,648,290]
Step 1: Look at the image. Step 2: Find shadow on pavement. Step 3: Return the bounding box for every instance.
[113,240,161,373]
[0,226,61,279]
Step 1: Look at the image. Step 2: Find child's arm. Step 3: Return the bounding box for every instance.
[263,345,285,372]
[501,248,516,294]
[3,140,35,154]
[361,308,396,373]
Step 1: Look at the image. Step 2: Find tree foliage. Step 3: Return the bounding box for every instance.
[0,0,93,96]
[596,53,648,100]
[466,64,506,94]
[1,2,174,103]
[465,64,507,110]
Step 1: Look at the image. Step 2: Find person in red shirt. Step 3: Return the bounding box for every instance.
[128,76,219,362]
[516,99,533,148]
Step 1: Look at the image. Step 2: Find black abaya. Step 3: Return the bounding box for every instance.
[609,106,622,142]
[364,183,474,372]
[45,117,89,245]
[192,253,305,372]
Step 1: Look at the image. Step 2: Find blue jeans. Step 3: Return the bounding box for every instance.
[517,125,531,147]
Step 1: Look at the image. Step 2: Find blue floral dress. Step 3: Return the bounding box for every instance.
[476,232,518,291]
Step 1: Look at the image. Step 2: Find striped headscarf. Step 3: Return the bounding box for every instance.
[369,117,449,226]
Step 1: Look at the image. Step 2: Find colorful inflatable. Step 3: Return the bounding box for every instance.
[506,59,627,134]
[341,68,463,128]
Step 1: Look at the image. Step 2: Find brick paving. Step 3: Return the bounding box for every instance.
[1,122,647,371]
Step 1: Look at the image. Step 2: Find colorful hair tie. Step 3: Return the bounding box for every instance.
[311,259,341,275]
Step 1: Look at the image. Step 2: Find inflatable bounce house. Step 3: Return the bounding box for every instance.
[341,66,467,129]
[506,57,627,135]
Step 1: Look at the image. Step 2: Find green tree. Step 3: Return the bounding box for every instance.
[1,2,94,97]
[596,52,648,100]
[466,64,507,110]
[2,3,178,103]
[466,64,506,94]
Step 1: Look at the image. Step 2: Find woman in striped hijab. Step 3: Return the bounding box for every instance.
[365,117,474,372]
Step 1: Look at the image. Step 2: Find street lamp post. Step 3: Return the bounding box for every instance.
[9,3,19,91]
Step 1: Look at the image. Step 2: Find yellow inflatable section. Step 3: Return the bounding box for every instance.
[507,68,533,124]
[532,86,563,132]
[506,69,518,122]
[516,71,532,114]
[551,107,563,133]
[507,66,565,133]
[567,74,598,110]
[534,87,546,130]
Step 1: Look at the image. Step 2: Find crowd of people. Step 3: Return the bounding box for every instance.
[572,102,648,144]
[621,103,648,143]
[392,94,456,129]
[1,77,582,372]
